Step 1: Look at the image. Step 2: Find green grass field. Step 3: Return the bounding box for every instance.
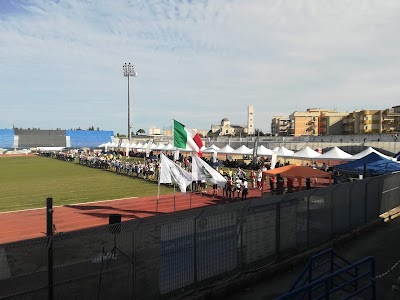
[0,155,173,212]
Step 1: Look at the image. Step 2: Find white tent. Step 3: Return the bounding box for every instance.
[120,142,128,148]
[149,143,158,150]
[289,146,321,159]
[163,143,175,150]
[231,145,253,155]
[350,147,395,161]
[109,142,118,147]
[178,145,194,152]
[218,144,234,154]
[317,147,353,160]
[256,145,273,156]
[128,143,137,148]
[153,143,165,150]
[273,146,295,156]
[135,142,143,149]
[203,146,219,153]
[207,144,220,151]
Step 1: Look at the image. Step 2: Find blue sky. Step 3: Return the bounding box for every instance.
[1,0,400,135]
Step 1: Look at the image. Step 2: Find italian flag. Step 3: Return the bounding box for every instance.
[174,120,203,156]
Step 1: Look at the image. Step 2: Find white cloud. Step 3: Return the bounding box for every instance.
[1,0,400,134]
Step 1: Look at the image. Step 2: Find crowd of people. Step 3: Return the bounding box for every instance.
[38,149,340,199]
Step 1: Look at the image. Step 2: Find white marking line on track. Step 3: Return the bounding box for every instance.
[0,197,139,214]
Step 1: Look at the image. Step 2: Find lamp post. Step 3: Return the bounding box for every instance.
[123,63,137,141]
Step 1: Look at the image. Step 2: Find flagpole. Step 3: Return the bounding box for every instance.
[156,157,161,213]
[190,184,192,209]
[173,184,176,212]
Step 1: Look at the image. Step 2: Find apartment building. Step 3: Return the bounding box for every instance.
[319,111,349,135]
[271,116,291,136]
[393,105,400,132]
[342,109,400,134]
[288,108,340,136]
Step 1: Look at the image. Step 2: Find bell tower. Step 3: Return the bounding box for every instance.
[247,105,254,135]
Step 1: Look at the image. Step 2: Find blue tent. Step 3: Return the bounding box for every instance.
[334,152,400,175]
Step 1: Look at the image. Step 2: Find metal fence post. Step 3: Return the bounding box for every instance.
[46,197,54,300]
[306,195,310,248]
[364,181,368,223]
[275,201,281,257]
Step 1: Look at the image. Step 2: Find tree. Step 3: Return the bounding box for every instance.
[254,129,265,136]
[136,129,145,135]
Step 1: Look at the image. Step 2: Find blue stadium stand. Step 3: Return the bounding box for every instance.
[66,130,114,149]
[276,248,376,299]
[0,129,15,148]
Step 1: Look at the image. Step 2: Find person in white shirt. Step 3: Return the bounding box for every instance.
[235,177,242,198]
[241,178,248,200]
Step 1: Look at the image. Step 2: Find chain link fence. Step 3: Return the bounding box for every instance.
[0,173,399,299]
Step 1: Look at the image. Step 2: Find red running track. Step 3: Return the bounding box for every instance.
[0,188,263,244]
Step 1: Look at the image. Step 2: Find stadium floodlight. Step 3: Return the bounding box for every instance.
[123,63,137,141]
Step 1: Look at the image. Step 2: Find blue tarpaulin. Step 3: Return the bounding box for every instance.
[334,152,400,175]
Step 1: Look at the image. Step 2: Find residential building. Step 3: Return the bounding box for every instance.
[289,109,326,136]
[271,116,291,136]
[393,105,400,132]
[149,126,161,135]
[343,109,400,134]
[319,111,349,135]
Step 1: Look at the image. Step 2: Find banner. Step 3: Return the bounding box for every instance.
[191,156,226,188]
[159,153,192,194]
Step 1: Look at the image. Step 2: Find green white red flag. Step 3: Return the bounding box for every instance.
[173,120,203,156]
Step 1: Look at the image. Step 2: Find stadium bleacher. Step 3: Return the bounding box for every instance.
[0,129,14,148]
[0,129,114,149]
[66,130,114,148]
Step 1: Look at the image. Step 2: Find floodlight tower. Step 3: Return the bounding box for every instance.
[123,63,137,141]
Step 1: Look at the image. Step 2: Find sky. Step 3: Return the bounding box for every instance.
[1,0,400,135]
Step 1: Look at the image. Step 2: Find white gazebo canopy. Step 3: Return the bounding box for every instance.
[218,144,234,154]
[273,146,295,156]
[153,143,165,150]
[256,145,273,156]
[207,144,220,151]
[231,145,253,155]
[351,147,395,161]
[203,147,218,154]
[135,142,143,149]
[290,146,321,159]
[317,147,353,160]
[163,143,175,150]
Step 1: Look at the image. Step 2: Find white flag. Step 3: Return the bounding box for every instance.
[271,150,278,170]
[159,153,192,194]
[191,156,226,188]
